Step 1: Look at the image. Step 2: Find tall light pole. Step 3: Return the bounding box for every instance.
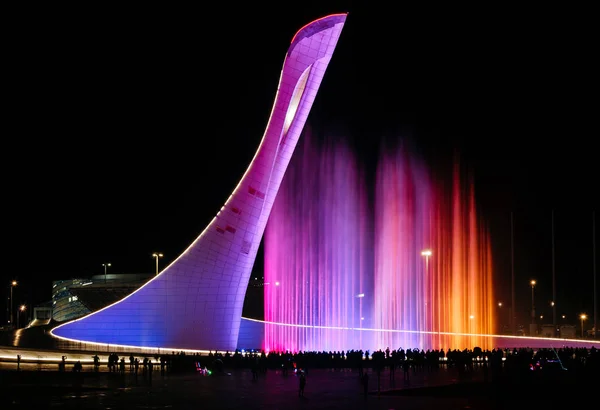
[421,250,432,332]
[356,293,365,349]
[153,253,163,275]
[356,293,365,327]
[550,301,555,335]
[421,249,432,269]
[551,210,556,327]
[9,281,17,326]
[530,280,536,328]
[102,263,111,283]
[498,302,504,333]
[593,211,597,339]
[580,314,587,338]
[511,212,516,335]
[17,304,26,329]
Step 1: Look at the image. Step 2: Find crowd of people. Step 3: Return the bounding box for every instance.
[143,345,599,382]
[19,344,599,385]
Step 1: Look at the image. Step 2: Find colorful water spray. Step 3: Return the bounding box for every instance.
[264,133,494,352]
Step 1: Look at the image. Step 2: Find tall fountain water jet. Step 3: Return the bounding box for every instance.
[375,148,495,350]
[264,130,371,352]
[373,144,433,350]
[264,133,495,352]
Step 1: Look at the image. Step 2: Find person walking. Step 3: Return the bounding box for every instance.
[298,369,306,397]
[362,372,369,398]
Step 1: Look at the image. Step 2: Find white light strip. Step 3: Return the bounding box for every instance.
[241,317,600,345]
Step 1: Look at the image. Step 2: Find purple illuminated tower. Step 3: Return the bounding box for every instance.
[51,14,347,352]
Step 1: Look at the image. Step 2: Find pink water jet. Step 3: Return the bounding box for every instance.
[264,133,495,352]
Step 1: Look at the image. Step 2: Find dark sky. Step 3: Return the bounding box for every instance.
[4,3,598,327]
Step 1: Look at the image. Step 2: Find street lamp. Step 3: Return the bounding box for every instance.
[530,280,536,324]
[152,253,164,275]
[17,304,26,329]
[102,263,111,283]
[356,293,365,327]
[356,293,365,348]
[421,250,432,330]
[9,280,17,326]
[580,314,587,338]
[421,249,432,269]
[421,250,432,276]
[498,302,504,333]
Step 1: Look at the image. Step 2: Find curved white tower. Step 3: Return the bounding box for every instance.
[52,13,347,352]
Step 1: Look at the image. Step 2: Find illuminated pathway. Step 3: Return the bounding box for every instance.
[242,317,600,352]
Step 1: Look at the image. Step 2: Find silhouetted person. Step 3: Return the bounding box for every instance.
[251,357,259,380]
[93,355,100,372]
[298,370,306,397]
[483,360,489,382]
[17,354,21,371]
[362,372,369,398]
[402,360,410,383]
[357,353,364,378]
[73,360,82,372]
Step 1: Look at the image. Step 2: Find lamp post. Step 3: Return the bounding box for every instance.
[580,314,587,338]
[498,302,504,333]
[421,250,432,331]
[421,249,432,269]
[102,263,111,283]
[356,293,365,347]
[152,253,163,275]
[530,280,536,324]
[9,281,17,326]
[550,301,555,335]
[17,304,26,329]
[356,293,365,328]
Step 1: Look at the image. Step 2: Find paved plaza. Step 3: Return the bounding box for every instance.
[2,354,594,410]
[1,365,478,409]
[2,340,598,409]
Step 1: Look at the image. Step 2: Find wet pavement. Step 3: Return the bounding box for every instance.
[0,364,487,410]
[3,359,598,410]
[2,326,598,409]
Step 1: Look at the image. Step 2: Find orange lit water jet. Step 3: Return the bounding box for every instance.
[264,134,494,352]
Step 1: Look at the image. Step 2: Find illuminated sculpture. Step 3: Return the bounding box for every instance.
[51,14,347,352]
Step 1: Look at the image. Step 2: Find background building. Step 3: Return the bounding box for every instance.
[52,274,153,322]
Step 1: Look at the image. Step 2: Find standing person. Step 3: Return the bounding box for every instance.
[93,354,100,372]
[362,372,369,398]
[402,359,410,383]
[298,370,306,397]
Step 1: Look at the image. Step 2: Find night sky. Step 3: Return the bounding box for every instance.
[4,3,598,329]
